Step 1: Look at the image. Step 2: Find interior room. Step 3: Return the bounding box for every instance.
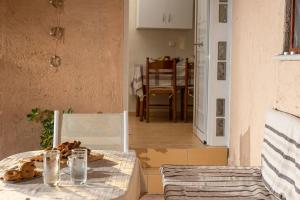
[0,0,299,200]
[127,0,197,150]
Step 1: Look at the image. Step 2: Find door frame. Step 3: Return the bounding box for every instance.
[227,0,232,148]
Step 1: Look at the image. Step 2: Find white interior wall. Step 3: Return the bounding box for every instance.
[128,0,195,112]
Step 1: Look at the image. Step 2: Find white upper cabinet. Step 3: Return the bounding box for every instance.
[136,0,194,29]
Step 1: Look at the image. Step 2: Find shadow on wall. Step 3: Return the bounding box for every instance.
[240,127,250,166]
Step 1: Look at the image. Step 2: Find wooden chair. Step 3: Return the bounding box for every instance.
[184,58,194,122]
[144,57,177,122]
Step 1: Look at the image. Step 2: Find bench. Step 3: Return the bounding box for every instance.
[161,109,300,200]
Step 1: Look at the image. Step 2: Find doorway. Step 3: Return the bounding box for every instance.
[123,0,231,194]
[123,0,232,147]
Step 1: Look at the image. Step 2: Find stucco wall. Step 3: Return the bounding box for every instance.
[0,0,123,159]
[127,0,194,111]
[230,0,300,166]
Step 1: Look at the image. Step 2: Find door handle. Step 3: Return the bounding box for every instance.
[163,14,166,23]
[194,42,204,47]
[168,14,171,23]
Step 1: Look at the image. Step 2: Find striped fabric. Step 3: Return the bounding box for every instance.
[131,64,144,99]
[262,109,300,200]
[161,165,277,200]
[161,109,300,200]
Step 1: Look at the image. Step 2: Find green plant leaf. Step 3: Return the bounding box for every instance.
[27,107,73,148]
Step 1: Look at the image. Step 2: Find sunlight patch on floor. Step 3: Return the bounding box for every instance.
[129,114,203,149]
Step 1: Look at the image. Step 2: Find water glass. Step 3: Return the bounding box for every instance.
[68,148,87,185]
[43,150,60,186]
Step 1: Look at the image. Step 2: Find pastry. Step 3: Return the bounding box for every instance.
[29,141,92,164]
[30,154,43,162]
[56,141,84,159]
[19,160,36,179]
[1,160,43,182]
[19,160,35,170]
[34,170,42,177]
[3,170,22,181]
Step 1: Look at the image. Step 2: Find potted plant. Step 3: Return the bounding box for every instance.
[27,108,73,148]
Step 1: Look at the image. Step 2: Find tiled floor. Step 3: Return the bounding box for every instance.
[140,195,164,200]
[128,113,228,195]
[129,113,203,149]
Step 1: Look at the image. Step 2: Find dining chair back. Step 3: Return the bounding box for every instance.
[146,57,176,87]
[56,111,128,152]
[145,57,177,122]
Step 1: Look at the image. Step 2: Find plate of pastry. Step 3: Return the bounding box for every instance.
[0,160,42,182]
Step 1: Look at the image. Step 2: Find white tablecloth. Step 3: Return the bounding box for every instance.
[0,150,146,200]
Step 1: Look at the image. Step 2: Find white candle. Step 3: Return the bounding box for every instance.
[53,110,59,148]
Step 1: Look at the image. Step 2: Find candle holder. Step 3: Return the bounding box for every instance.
[50,27,64,40]
[49,55,61,68]
[49,0,64,8]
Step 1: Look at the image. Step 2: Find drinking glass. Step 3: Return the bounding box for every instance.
[68,148,87,185]
[43,150,60,186]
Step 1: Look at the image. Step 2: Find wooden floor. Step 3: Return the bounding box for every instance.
[129,114,203,149]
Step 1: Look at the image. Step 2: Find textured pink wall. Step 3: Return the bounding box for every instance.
[230,0,300,166]
[0,0,124,159]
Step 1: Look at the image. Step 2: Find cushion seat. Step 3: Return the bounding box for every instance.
[161,109,300,200]
[161,165,277,200]
[148,87,174,94]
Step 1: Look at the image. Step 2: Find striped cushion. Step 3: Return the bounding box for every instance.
[161,165,277,200]
[262,110,300,200]
[161,109,300,200]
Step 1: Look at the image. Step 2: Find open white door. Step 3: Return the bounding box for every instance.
[194,0,231,146]
[193,0,209,144]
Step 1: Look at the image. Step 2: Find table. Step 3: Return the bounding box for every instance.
[131,62,193,120]
[0,150,146,200]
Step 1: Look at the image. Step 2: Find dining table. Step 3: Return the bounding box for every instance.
[0,150,146,200]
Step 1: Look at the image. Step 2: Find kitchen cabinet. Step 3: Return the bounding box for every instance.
[136,0,193,29]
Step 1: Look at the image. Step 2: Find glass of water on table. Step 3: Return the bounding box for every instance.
[43,150,60,186]
[68,148,87,185]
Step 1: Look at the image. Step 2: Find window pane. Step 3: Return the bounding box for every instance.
[219,4,228,23]
[218,41,227,60]
[216,99,225,117]
[217,62,226,80]
[294,0,300,48]
[216,118,225,137]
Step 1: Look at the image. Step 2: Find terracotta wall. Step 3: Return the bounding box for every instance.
[0,0,124,159]
[230,0,300,166]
